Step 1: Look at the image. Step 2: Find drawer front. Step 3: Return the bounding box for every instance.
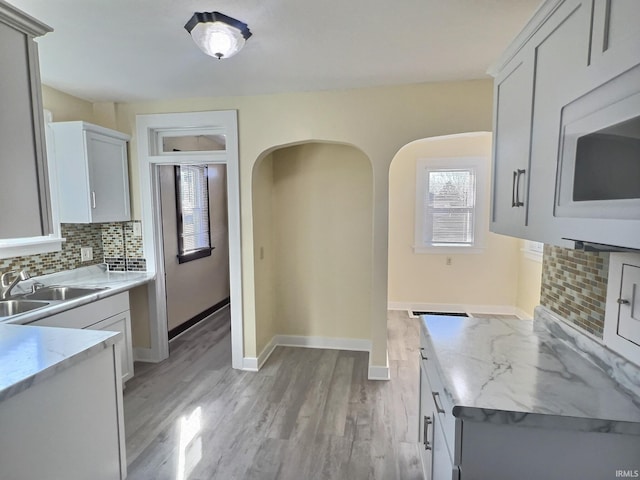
[29,292,129,329]
[420,322,458,463]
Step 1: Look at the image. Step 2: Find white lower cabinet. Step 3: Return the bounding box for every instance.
[419,352,459,480]
[0,344,126,480]
[30,292,134,382]
[418,322,640,480]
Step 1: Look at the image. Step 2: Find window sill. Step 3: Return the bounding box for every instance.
[413,245,486,255]
[0,236,65,259]
[177,247,214,264]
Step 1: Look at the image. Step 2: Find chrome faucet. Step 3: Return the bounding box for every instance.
[1,270,31,299]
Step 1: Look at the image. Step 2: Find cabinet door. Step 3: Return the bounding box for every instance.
[590,0,640,84]
[0,21,51,239]
[89,311,134,382]
[86,131,131,223]
[490,50,534,239]
[617,264,640,346]
[419,364,434,479]
[527,0,593,244]
[432,417,459,480]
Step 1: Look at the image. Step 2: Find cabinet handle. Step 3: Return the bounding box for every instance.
[617,298,630,305]
[423,415,432,450]
[515,169,525,207]
[432,391,446,414]
[511,170,518,207]
[420,348,428,361]
[91,191,96,209]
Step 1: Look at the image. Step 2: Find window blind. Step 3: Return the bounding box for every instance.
[176,165,211,259]
[424,168,476,246]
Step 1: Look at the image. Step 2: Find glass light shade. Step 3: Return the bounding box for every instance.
[190,21,246,59]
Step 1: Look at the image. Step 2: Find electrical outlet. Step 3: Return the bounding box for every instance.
[446,256,452,266]
[133,222,142,237]
[81,247,93,262]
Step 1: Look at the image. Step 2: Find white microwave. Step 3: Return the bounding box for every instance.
[556,63,640,220]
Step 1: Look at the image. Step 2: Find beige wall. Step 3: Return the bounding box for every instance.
[252,153,276,353]
[115,79,494,366]
[252,143,373,354]
[42,85,95,123]
[515,240,543,318]
[388,132,521,308]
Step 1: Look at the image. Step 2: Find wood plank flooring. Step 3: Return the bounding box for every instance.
[124,309,422,480]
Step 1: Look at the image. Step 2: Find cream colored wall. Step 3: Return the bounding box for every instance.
[115,79,494,365]
[42,85,95,123]
[516,240,543,318]
[252,153,276,354]
[272,143,372,345]
[388,132,521,308]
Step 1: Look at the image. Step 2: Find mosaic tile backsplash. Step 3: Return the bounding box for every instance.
[102,221,146,271]
[540,245,609,338]
[0,221,146,277]
[0,223,104,276]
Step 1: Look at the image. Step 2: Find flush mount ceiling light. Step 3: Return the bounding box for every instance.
[184,11,252,60]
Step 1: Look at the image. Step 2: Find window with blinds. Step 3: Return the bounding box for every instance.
[414,156,487,253]
[175,165,213,263]
[424,169,476,246]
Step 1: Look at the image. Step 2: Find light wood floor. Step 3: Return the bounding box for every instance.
[124,309,422,480]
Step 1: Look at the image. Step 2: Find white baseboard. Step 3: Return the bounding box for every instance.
[389,302,523,318]
[133,347,157,363]
[274,335,372,352]
[514,308,533,320]
[242,357,259,372]
[368,352,390,380]
[244,335,389,380]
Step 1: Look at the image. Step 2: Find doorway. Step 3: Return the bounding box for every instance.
[159,163,230,338]
[136,110,243,368]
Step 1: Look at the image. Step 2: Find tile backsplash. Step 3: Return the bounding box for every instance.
[540,245,609,338]
[0,221,146,277]
[101,222,146,271]
[0,223,104,276]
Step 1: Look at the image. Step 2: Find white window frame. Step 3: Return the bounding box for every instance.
[414,156,487,254]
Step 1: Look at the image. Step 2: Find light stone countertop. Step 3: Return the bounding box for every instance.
[0,323,119,402]
[422,307,640,435]
[1,264,155,325]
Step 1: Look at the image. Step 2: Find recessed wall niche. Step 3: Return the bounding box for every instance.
[252,142,373,354]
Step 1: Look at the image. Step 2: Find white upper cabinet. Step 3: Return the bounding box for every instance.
[489,0,592,243]
[489,0,640,249]
[490,48,535,239]
[589,0,640,85]
[0,1,52,239]
[50,121,131,223]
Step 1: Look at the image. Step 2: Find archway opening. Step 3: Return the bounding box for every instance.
[251,141,374,367]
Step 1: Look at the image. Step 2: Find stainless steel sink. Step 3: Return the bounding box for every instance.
[24,286,106,301]
[0,299,50,317]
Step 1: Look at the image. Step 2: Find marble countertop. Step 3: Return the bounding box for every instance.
[422,308,640,435]
[1,264,155,325]
[0,323,119,402]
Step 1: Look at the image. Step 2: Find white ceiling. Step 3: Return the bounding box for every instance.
[10,0,541,103]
